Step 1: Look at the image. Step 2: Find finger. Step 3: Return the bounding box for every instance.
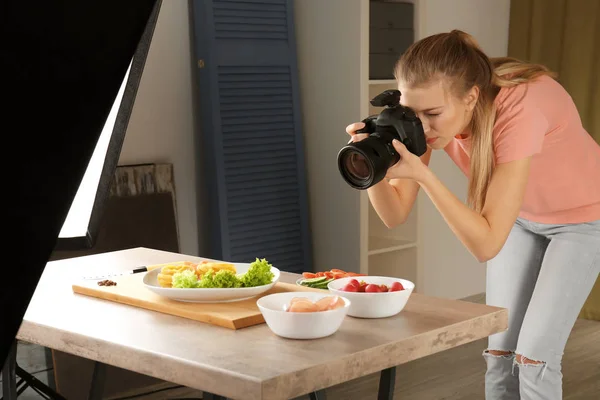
[348,133,369,143]
[346,122,365,135]
[392,139,409,154]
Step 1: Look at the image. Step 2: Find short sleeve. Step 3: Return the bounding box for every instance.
[493,84,549,164]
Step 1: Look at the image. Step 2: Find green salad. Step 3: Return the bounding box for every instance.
[171,258,275,289]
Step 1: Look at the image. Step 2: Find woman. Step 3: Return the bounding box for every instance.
[346,30,600,400]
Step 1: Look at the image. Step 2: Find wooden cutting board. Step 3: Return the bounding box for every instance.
[72,273,326,330]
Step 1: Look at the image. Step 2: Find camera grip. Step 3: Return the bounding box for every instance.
[355,115,378,134]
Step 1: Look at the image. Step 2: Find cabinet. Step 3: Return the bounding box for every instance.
[294,0,422,289]
[369,1,414,79]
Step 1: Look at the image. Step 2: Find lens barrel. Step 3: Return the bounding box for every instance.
[337,135,398,190]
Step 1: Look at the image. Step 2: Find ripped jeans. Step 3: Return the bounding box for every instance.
[483,217,600,400]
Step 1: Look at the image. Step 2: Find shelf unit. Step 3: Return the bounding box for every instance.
[368,79,398,85]
[295,0,422,290]
[367,76,419,284]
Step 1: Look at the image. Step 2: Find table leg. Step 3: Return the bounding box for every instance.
[377,367,396,400]
[309,389,327,400]
[2,342,17,400]
[87,361,107,400]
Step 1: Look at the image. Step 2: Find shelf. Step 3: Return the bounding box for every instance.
[368,200,417,245]
[368,79,397,85]
[368,246,418,284]
[368,236,417,256]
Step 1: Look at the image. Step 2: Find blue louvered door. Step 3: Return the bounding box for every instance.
[190,0,312,274]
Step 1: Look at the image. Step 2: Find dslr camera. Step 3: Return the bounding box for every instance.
[337,89,427,190]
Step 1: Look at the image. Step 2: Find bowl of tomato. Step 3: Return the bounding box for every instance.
[327,276,414,318]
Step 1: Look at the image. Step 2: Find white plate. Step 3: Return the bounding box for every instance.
[296,277,307,286]
[296,277,335,288]
[143,263,280,303]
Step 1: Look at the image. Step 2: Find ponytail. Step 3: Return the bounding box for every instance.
[491,56,558,88]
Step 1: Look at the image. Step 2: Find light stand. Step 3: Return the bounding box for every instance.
[2,342,66,400]
[1,0,161,398]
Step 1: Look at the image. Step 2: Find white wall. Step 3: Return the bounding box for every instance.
[118,1,201,257]
[111,0,511,298]
[294,0,366,273]
[415,0,511,299]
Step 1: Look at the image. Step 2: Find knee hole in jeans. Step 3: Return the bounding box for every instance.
[515,353,545,365]
[484,349,514,358]
[514,353,548,380]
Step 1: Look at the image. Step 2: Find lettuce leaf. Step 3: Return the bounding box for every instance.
[171,269,200,288]
[241,258,274,287]
[198,269,243,288]
[170,258,274,289]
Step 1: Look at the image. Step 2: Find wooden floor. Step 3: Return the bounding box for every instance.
[104,312,600,399]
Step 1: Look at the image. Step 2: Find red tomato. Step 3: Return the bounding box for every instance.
[331,269,346,273]
[379,284,388,292]
[302,272,317,279]
[341,283,359,292]
[365,284,382,293]
[347,279,360,289]
[357,280,368,292]
[332,273,347,280]
[389,281,404,292]
[347,272,366,277]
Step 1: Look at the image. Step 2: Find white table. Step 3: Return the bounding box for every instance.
[4,247,507,399]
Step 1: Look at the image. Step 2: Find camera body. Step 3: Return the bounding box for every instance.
[337,89,427,190]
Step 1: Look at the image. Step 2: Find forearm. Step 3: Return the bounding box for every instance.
[417,168,497,262]
[367,180,409,228]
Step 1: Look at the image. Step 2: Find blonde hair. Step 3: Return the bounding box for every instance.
[394,30,556,213]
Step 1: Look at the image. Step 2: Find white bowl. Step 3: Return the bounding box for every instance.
[327,276,414,318]
[256,292,350,339]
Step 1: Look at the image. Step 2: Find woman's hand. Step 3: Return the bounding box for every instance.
[346,121,433,227]
[385,139,429,182]
[345,122,369,143]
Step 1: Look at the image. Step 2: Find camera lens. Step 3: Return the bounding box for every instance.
[337,136,398,190]
[338,147,374,188]
[345,153,370,180]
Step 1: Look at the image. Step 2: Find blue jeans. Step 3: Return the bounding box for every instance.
[483,217,600,400]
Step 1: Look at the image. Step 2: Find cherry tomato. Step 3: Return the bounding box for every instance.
[390,281,404,292]
[379,284,388,292]
[365,284,382,293]
[342,283,359,292]
[357,281,368,292]
[347,279,360,289]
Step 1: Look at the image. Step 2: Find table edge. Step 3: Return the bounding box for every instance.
[260,307,508,399]
[17,321,263,400]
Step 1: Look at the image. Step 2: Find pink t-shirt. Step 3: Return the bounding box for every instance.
[444,75,600,224]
